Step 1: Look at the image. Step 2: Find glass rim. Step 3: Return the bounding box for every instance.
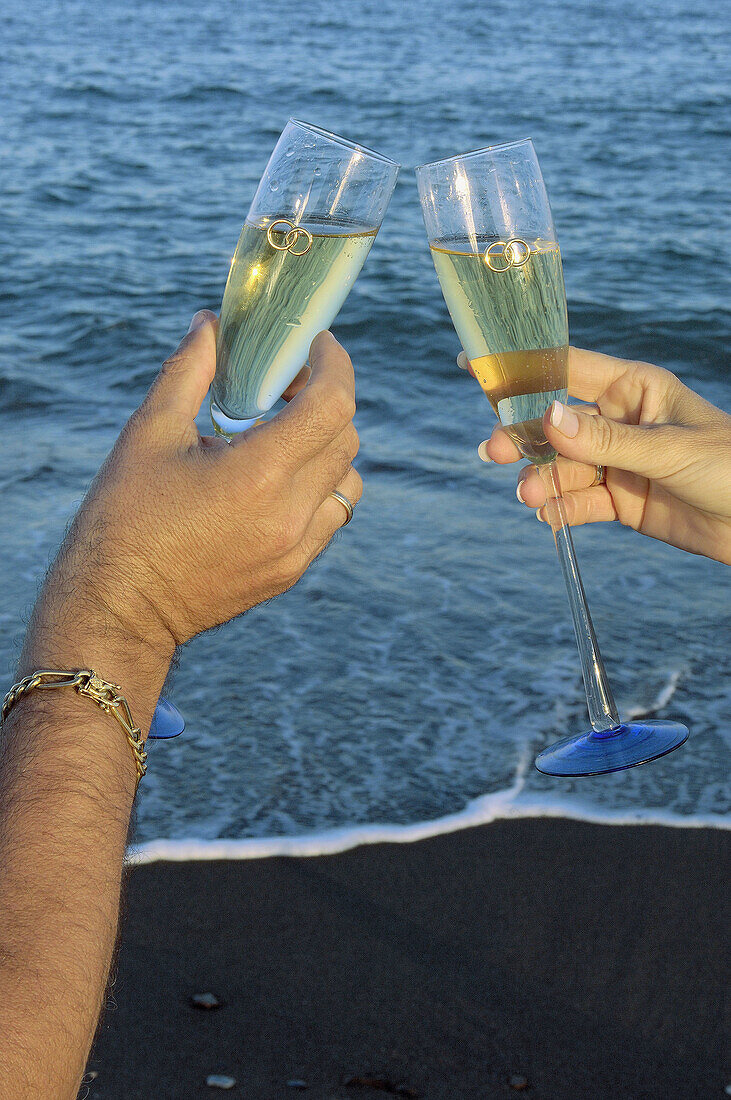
[415,137,534,174]
[288,118,400,169]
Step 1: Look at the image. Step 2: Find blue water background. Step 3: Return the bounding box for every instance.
[2,0,729,841]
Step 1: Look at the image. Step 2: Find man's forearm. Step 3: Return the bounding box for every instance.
[0,317,360,1096]
[0,611,171,1098]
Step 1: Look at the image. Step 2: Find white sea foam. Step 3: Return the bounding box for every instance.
[128,742,729,868]
[624,668,684,719]
[133,661,729,858]
[127,806,729,867]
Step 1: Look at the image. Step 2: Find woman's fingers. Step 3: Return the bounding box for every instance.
[478,404,601,466]
[456,344,607,411]
[544,399,687,480]
[516,455,604,506]
[535,485,618,527]
[478,427,522,464]
[456,351,475,377]
[565,346,634,404]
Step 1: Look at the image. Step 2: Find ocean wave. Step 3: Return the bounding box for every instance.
[4,0,729,849]
[131,665,726,861]
[61,81,120,100]
[0,460,58,493]
[128,801,730,866]
[0,375,60,413]
[164,83,250,102]
[624,669,683,720]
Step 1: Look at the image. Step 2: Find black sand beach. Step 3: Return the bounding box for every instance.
[87,820,728,1099]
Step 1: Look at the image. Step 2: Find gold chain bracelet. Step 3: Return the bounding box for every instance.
[1,670,147,789]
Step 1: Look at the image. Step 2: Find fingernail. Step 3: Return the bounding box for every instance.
[550,400,579,437]
[187,310,209,334]
[535,508,543,522]
[516,482,525,503]
[477,440,491,463]
[457,351,470,371]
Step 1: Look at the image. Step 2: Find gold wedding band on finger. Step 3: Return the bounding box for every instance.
[330,490,354,526]
[589,464,606,487]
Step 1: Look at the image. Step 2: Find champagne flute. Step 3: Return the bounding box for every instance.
[416,139,688,776]
[154,125,397,740]
[210,119,399,436]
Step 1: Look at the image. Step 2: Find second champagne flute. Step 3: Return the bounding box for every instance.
[416,139,688,776]
[210,119,399,436]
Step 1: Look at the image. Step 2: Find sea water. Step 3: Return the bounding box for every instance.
[2,0,729,852]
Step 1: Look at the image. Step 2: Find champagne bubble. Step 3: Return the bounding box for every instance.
[313,166,321,175]
[270,180,279,191]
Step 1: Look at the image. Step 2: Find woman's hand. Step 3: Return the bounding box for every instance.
[459,347,731,565]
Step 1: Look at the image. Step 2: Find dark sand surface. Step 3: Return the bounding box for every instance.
[87,819,728,1099]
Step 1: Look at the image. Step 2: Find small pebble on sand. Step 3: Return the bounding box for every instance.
[191,992,222,1009]
[206,1074,236,1089]
[508,1074,529,1091]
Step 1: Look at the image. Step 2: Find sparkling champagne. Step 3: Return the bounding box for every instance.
[213,217,377,423]
[430,238,569,462]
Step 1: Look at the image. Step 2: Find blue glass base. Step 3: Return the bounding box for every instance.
[535,719,689,777]
[148,697,185,740]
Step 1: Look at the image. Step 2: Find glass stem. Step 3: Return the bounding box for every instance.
[537,461,620,733]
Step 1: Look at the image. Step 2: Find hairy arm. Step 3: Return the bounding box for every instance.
[0,314,361,1097]
[0,619,171,1098]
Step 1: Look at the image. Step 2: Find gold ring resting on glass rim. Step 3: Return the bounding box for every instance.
[266,218,313,256]
[484,237,532,272]
[589,464,606,487]
[330,490,354,526]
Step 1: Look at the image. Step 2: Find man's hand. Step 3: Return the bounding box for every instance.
[21,313,362,724]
